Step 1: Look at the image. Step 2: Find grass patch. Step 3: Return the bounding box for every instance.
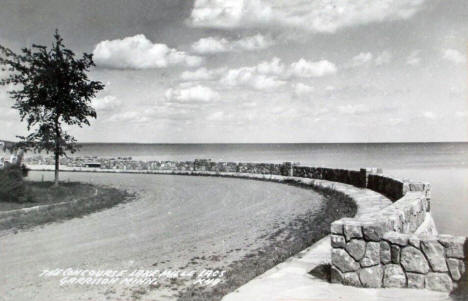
[0,181,98,211]
[0,180,135,231]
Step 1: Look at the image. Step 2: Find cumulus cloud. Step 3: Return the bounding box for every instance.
[188,0,427,33]
[256,57,286,75]
[191,37,230,54]
[232,34,274,51]
[289,59,337,78]
[350,51,392,67]
[165,85,220,103]
[92,95,121,112]
[219,57,335,90]
[221,69,286,90]
[220,57,285,90]
[442,49,466,64]
[293,83,314,96]
[191,34,274,54]
[351,52,373,67]
[108,111,149,123]
[180,67,226,81]
[188,0,272,28]
[93,34,203,69]
[375,51,392,66]
[422,111,437,119]
[407,50,421,65]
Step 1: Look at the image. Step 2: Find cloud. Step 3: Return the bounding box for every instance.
[219,57,335,90]
[188,0,427,33]
[232,34,274,51]
[221,68,286,90]
[337,104,370,115]
[188,0,272,29]
[442,49,466,64]
[207,111,233,121]
[191,37,229,54]
[350,51,392,67]
[93,34,203,69]
[165,85,220,103]
[108,111,149,123]
[180,67,226,81]
[256,57,286,75]
[293,83,314,96]
[220,57,285,90]
[422,111,437,119]
[406,50,421,65]
[289,59,337,78]
[351,52,373,67]
[191,34,274,54]
[92,95,121,112]
[375,51,392,66]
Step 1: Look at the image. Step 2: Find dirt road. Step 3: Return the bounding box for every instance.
[0,172,326,301]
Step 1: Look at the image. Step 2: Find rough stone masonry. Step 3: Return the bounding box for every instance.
[330,170,467,292]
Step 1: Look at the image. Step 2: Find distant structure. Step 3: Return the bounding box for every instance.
[84,162,101,168]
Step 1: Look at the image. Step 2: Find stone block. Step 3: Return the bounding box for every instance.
[330,266,343,283]
[408,235,420,249]
[346,239,366,261]
[384,232,409,246]
[331,220,344,235]
[383,264,406,288]
[447,258,465,281]
[331,235,346,248]
[407,273,425,289]
[438,235,467,259]
[359,265,383,288]
[342,272,361,287]
[362,221,385,241]
[361,241,380,267]
[391,245,400,264]
[380,241,391,264]
[332,248,360,273]
[401,246,430,274]
[421,240,448,272]
[425,273,453,292]
[343,221,363,241]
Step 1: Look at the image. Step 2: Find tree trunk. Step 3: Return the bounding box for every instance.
[54,149,59,187]
[53,117,60,187]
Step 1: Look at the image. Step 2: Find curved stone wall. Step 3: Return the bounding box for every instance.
[26,159,467,292]
[329,172,467,292]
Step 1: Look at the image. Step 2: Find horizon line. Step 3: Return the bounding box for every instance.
[2,139,468,145]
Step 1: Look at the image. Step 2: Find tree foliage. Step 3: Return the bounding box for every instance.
[0,30,104,185]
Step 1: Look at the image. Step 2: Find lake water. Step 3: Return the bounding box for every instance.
[15,142,468,236]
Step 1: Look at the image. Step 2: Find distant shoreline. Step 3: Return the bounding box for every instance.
[3,140,468,147]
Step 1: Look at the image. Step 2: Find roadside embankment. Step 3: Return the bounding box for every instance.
[0,181,135,232]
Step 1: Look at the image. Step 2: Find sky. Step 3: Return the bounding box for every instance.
[0,0,467,143]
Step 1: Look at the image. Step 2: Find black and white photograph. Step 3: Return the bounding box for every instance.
[0,1,467,300]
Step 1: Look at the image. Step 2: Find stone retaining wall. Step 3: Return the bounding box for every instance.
[330,171,467,292]
[27,159,467,292]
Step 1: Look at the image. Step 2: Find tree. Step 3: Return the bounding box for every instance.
[0,30,104,186]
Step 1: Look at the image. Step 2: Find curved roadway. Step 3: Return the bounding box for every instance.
[0,172,326,301]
